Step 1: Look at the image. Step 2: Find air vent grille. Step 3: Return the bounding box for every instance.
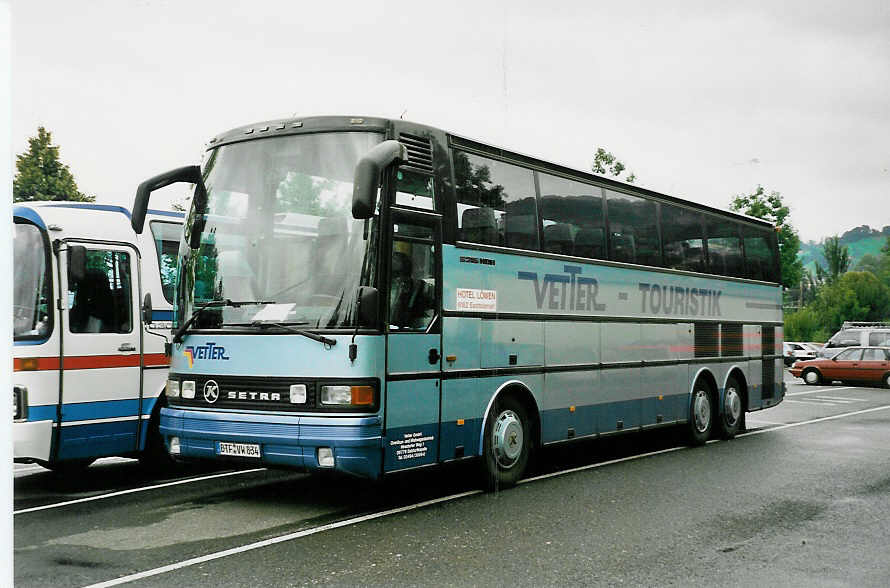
[694,323,719,358]
[721,324,743,357]
[399,132,434,173]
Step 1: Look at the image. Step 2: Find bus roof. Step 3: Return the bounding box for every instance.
[13,202,183,238]
[205,114,776,230]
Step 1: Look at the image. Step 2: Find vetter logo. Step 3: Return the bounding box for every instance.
[183,342,230,368]
[518,265,605,312]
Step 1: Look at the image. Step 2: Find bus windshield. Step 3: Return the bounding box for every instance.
[179,131,382,330]
[13,222,51,340]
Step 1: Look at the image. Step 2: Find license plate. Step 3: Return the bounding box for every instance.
[217,442,261,458]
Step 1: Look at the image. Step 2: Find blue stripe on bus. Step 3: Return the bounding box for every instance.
[31,203,185,219]
[152,310,174,321]
[56,420,139,460]
[147,209,185,218]
[29,398,158,423]
[14,338,50,346]
[13,206,47,229]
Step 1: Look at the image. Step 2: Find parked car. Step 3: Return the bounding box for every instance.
[783,341,818,366]
[790,346,890,387]
[818,322,890,358]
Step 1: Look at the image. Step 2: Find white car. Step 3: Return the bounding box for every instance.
[783,341,817,366]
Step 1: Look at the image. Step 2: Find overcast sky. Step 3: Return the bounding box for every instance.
[11,0,890,242]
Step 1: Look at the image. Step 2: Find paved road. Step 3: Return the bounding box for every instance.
[14,372,890,587]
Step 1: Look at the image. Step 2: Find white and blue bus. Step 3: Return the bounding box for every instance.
[13,202,183,472]
[132,116,783,488]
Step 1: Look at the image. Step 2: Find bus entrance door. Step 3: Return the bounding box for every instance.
[383,210,442,472]
[57,242,142,461]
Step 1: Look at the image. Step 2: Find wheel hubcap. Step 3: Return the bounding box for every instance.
[492,409,523,469]
[805,371,818,384]
[724,386,741,426]
[693,390,711,433]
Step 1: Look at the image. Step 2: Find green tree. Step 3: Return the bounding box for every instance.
[13,126,94,202]
[812,271,890,334]
[729,185,803,290]
[592,148,636,183]
[814,235,850,285]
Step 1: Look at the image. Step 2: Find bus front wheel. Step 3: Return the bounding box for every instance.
[687,382,714,446]
[481,395,531,491]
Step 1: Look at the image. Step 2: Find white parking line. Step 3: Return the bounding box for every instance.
[745,418,785,426]
[787,386,856,396]
[815,396,866,402]
[786,399,839,406]
[80,403,890,588]
[14,469,265,515]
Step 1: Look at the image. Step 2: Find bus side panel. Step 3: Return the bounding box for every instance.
[642,365,686,425]
[542,371,598,442]
[383,379,440,471]
[744,325,763,408]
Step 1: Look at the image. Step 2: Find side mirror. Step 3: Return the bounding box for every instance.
[133,165,204,234]
[67,245,87,283]
[357,286,379,327]
[142,292,153,325]
[352,140,409,219]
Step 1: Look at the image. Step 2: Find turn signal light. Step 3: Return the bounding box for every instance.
[350,386,374,406]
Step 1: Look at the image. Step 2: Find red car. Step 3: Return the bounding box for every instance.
[790,346,890,388]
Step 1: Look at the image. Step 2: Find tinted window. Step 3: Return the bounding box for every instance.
[454,151,538,250]
[395,170,434,211]
[68,249,133,334]
[606,191,660,266]
[538,174,606,258]
[834,348,862,361]
[742,224,779,282]
[150,221,181,304]
[705,216,744,277]
[662,204,704,272]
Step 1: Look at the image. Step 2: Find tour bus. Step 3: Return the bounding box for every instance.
[13,202,183,472]
[132,115,784,488]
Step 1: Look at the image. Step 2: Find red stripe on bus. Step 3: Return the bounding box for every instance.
[144,353,171,367]
[15,353,170,371]
[63,355,141,369]
[13,357,61,371]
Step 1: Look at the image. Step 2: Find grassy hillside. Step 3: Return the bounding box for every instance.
[799,225,890,274]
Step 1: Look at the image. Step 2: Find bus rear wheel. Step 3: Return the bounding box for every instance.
[481,395,531,491]
[686,382,714,446]
[718,376,744,439]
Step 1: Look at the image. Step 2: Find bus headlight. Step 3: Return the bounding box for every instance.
[166,379,180,398]
[319,385,375,407]
[289,384,307,404]
[181,381,196,399]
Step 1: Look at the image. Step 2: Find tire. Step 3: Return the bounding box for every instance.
[718,376,744,439]
[883,373,890,389]
[42,458,95,475]
[481,395,531,491]
[803,368,822,386]
[686,381,715,446]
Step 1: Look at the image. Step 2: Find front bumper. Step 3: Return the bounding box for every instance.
[160,407,383,479]
[13,419,52,462]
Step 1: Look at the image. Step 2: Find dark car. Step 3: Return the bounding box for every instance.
[790,346,890,388]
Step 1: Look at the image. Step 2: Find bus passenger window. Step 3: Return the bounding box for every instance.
[705,216,743,278]
[454,150,538,250]
[662,204,705,272]
[606,190,659,266]
[539,173,606,259]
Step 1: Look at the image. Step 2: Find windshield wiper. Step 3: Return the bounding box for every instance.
[172,299,275,344]
[250,320,337,347]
